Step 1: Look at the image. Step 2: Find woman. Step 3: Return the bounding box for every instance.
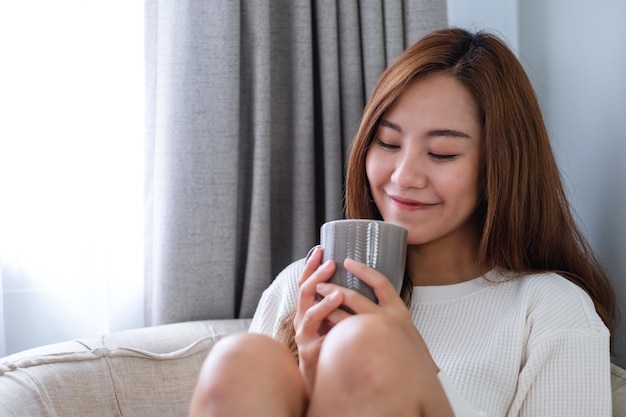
[189,28,616,416]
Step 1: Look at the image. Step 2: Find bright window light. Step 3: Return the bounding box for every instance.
[0,1,144,355]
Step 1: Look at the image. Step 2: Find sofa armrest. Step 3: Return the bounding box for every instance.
[612,363,626,417]
[0,318,251,417]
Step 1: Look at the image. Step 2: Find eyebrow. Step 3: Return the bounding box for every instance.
[379,119,471,139]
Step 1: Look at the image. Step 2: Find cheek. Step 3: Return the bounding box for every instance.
[365,154,394,197]
[445,165,481,202]
[365,151,378,185]
[365,148,397,185]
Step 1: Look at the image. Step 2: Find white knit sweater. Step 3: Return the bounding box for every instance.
[249,259,611,416]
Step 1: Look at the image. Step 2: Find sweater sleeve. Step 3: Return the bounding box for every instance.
[248,259,304,338]
[507,332,611,416]
[507,281,611,416]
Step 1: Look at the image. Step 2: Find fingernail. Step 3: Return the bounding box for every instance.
[316,282,331,295]
[327,290,344,304]
[323,260,336,271]
[305,245,321,265]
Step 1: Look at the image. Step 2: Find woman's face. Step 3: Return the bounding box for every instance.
[365,73,482,248]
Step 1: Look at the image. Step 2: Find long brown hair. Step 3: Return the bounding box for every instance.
[347,28,615,334]
[280,28,616,355]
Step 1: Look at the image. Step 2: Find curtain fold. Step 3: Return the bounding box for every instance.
[145,0,447,325]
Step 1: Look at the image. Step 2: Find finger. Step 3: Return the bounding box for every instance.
[297,260,337,316]
[298,246,323,287]
[343,258,404,307]
[316,281,377,315]
[297,290,344,339]
[313,282,357,322]
[304,245,321,266]
[324,304,353,324]
[300,259,336,296]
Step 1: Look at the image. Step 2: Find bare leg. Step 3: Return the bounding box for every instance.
[189,333,307,417]
[306,314,454,417]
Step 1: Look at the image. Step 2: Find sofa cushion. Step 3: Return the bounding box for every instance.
[0,319,251,417]
[0,346,120,417]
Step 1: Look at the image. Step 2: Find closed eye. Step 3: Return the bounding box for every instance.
[429,153,458,161]
[376,139,400,150]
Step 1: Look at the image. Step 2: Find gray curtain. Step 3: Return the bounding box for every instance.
[144,0,447,325]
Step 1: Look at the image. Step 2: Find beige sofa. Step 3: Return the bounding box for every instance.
[1,318,625,416]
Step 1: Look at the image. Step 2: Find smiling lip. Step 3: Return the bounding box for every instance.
[389,195,437,210]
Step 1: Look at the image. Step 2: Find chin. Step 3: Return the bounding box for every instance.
[406,236,431,246]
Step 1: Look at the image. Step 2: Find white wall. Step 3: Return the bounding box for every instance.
[448,0,626,366]
[447,0,519,50]
[0,267,5,358]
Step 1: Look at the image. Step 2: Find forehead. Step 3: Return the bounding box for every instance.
[383,73,481,135]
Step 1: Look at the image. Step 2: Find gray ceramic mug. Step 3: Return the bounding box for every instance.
[320,219,408,304]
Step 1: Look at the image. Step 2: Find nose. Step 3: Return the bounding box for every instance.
[390,153,427,189]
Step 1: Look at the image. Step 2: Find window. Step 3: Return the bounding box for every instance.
[0,1,144,356]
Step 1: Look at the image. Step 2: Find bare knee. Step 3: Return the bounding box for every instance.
[189,333,306,417]
[194,333,275,383]
[321,313,436,373]
[318,314,402,386]
[192,332,299,395]
[199,332,288,373]
[309,314,439,416]
[325,313,395,347]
